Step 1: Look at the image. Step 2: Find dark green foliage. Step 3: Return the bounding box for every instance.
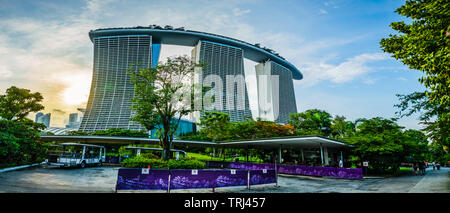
[289,109,332,136]
[345,118,429,174]
[181,112,295,142]
[66,130,89,136]
[0,119,49,168]
[66,128,148,137]
[395,92,449,163]
[89,128,148,137]
[380,0,450,106]
[0,86,44,121]
[121,156,205,169]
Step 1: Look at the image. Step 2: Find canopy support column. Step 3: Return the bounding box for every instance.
[320,144,324,166]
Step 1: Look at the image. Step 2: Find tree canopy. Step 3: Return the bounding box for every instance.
[127,55,201,160]
[380,0,450,107]
[0,86,44,121]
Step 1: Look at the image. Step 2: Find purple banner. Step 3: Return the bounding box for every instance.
[116,168,169,190]
[170,169,249,189]
[207,161,363,179]
[250,169,277,185]
[116,168,276,191]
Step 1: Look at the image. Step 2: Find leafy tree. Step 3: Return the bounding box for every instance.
[345,117,430,174]
[380,0,450,107]
[198,111,233,142]
[288,109,332,136]
[331,115,356,139]
[0,119,48,168]
[127,55,202,161]
[0,86,44,121]
[395,92,449,163]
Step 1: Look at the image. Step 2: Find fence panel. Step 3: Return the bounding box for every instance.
[207,161,363,179]
[249,169,277,185]
[169,169,248,190]
[116,168,169,190]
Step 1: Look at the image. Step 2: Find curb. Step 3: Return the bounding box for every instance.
[0,162,45,173]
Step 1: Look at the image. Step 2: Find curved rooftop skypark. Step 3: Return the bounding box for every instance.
[79,26,302,132]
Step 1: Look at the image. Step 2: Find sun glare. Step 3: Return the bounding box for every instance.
[61,73,91,106]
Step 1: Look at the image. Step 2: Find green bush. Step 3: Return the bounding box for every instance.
[0,119,48,168]
[122,156,167,169]
[121,156,205,169]
[167,159,206,169]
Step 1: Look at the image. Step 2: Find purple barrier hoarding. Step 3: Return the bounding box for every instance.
[116,168,277,191]
[207,161,363,179]
[169,169,249,190]
[116,168,169,190]
[250,169,277,185]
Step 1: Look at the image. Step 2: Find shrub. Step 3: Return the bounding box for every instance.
[122,156,167,169]
[121,156,205,169]
[167,159,206,169]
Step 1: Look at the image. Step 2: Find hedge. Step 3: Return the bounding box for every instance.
[121,156,205,169]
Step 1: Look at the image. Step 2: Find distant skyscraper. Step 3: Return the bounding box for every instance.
[35,112,43,123]
[36,112,51,128]
[191,40,252,122]
[256,61,297,124]
[79,35,153,132]
[66,113,80,129]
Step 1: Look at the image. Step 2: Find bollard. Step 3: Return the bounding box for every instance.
[247,170,250,190]
[167,174,171,193]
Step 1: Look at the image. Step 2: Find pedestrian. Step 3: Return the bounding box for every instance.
[422,161,426,175]
[413,163,418,176]
[339,159,343,168]
[432,161,436,171]
[418,161,424,176]
[436,162,440,171]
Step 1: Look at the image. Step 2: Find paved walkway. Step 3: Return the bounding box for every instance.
[408,167,450,193]
[0,166,448,193]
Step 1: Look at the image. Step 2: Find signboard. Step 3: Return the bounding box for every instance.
[141,168,149,174]
[262,169,267,174]
[363,162,369,167]
[191,169,198,175]
[231,169,236,175]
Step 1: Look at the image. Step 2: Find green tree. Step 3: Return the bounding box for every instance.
[0,86,44,121]
[395,92,449,163]
[288,109,332,136]
[198,111,233,142]
[380,0,450,107]
[345,117,430,174]
[127,55,202,161]
[331,115,356,139]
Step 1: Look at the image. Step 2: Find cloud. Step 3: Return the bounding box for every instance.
[52,109,67,114]
[233,8,251,16]
[296,53,389,87]
[319,9,328,15]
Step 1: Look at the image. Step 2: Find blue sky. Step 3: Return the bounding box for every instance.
[0,0,425,129]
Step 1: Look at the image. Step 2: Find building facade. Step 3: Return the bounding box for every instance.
[80,26,301,132]
[256,60,297,124]
[79,35,155,132]
[35,112,51,128]
[191,40,252,123]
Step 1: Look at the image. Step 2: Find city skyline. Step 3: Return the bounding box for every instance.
[0,0,425,129]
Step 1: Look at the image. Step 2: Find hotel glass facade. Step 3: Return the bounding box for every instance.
[79,35,153,132]
[192,40,252,123]
[256,60,297,124]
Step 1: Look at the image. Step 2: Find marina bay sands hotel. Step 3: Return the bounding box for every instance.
[79,26,302,132]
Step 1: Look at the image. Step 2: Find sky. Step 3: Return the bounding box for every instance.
[0,0,426,129]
